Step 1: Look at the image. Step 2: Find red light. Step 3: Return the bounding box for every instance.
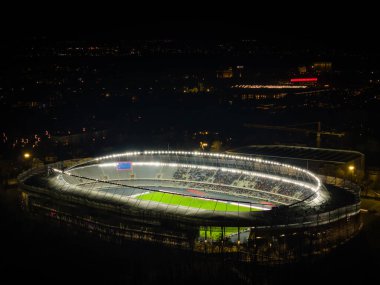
[290,78,318,83]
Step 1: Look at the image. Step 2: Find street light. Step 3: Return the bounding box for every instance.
[23,152,31,159]
[200,142,208,150]
[348,165,355,182]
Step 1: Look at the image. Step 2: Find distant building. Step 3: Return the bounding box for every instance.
[217,66,245,79]
[298,66,307,74]
[235,66,244,78]
[217,67,233,79]
[241,93,287,100]
[183,82,210,94]
[290,77,318,86]
[313,62,332,72]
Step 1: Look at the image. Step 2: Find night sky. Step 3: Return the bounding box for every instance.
[1,4,378,43]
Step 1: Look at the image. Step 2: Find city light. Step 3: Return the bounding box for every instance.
[200,142,208,150]
[290,78,318,83]
[23,152,31,159]
[349,165,355,171]
[232,84,308,89]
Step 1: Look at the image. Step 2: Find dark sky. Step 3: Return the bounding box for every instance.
[1,3,378,49]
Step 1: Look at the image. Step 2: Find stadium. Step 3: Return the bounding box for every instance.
[18,150,362,264]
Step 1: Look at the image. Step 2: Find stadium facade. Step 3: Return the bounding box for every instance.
[229,145,365,184]
[18,149,362,264]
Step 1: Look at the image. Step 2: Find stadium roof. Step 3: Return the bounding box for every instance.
[228,145,364,164]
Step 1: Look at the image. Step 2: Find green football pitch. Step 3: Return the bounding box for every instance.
[136,191,259,212]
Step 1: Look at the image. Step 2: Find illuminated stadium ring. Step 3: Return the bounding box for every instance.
[50,151,328,219]
[18,150,362,264]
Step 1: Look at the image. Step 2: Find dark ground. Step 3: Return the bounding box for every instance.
[0,185,379,285]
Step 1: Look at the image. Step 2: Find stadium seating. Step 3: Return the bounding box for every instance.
[64,163,315,205]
